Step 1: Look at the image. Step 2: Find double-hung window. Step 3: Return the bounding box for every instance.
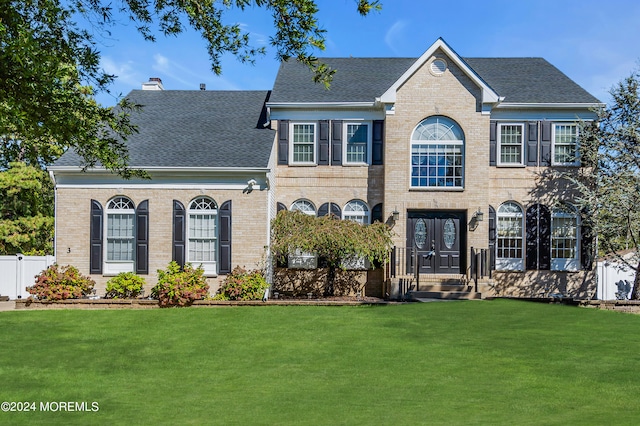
[411,116,464,189]
[551,207,579,271]
[496,202,524,271]
[553,123,579,165]
[498,123,524,166]
[344,122,370,165]
[290,123,316,164]
[105,197,135,274]
[188,197,218,276]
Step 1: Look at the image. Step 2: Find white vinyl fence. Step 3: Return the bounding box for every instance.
[597,259,635,300]
[0,254,55,300]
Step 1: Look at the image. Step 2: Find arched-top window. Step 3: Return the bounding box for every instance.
[106,196,135,267]
[551,205,580,271]
[496,201,524,271]
[188,197,218,275]
[411,116,465,188]
[291,199,316,216]
[343,200,370,224]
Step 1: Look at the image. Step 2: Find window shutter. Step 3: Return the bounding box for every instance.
[135,200,149,275]
[526,204,539,270]
[371,203,383,223]
[581,214,594,271]
[541,121,552,166]
[488,205,496,271]
[172,200,186,268]
[317,120,330,165]
[278,119,289,165]
[331,120,342,166]
[219,200,232,274]
[277,202,287,212]
[318,202,341,218]
[526,121,539,166]
[538,204,551,270]
[90,200,103,274]
[489,121,497,166]
[372,120,384,165]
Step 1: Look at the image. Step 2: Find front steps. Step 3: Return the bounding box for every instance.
[390,275,483,301]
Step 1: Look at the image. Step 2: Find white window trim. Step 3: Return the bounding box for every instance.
[104,197,135,275]
[495,202,524,271]
[550,209,580,271]
[342,121,372,165]
[497,122,525,166]
[187,198,218,277]
[552,123,580,166]
[289,122,317,165]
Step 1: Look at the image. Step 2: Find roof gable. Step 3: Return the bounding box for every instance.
[379,38,500,105]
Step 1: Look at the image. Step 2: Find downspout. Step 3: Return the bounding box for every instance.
[49,170,57,261]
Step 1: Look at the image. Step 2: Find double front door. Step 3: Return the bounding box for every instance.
[406,211,465,274]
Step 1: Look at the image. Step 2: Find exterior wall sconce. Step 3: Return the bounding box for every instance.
[392,210,400,222]
[472,208,483,222]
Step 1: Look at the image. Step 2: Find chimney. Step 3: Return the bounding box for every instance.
[142,77,164,91]
[200,83,206,91]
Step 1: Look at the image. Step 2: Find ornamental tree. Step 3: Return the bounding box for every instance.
[270,210,393,296]
[1,0,381,175]
[570,69,640,299]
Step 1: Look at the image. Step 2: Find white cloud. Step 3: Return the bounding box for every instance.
[384,20,409,55]
[101,56,141,87]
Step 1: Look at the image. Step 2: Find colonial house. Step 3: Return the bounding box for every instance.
[49,38,601,299]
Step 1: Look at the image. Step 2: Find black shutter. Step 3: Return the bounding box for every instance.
[318,120,330,165]
[488,205,496,271]
[372,120,384,165]
[541,121,552,166]
[278,119,289,165]
[526,121,539,166]
[219,200,232,274]
[135,200,149,275]
[172,200,186,268]
[526,204,539,270]
[371,203,383,223]
[90,200,103,274]
[277,202,287,213]
[331,120,342,166]
[538,204,551,270]
[581,214,594,271]
[489,120,497,166]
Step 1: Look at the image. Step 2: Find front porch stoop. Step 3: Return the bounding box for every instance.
[406,275,482,301]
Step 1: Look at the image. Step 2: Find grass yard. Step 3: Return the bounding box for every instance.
[1,299,639,425]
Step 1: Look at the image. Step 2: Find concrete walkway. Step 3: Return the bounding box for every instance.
[0,301,16,311]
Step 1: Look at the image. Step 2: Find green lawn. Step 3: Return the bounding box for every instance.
[1,300,639,425]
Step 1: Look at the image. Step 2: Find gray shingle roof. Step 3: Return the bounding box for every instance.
[269,57,600,104]
[54,90,274,169]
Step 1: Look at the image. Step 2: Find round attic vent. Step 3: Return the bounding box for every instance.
[430,58,447,75]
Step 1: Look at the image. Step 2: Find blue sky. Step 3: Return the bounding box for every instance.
[96,0,640,106]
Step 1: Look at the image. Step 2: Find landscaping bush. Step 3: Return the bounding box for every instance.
[105,272,146,299]
[215,266,269,301]
[151,261,209,307]
[27,264,95,300]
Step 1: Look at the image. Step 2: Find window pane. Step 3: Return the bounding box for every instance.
[411,143,463,187]
[346,124,368,163]
[554,124,578,164]
[293,124,315,163]
[106,213,134,261]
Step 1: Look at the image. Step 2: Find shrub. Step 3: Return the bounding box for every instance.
[151,261,209,307]
[105,272,146,299]
[27,264,95,300]
[217,266,269,301]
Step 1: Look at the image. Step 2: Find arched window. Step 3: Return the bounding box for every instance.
[105,196,135,273]
[411,116,464,188]
[496,202,524,271]
[343,200,370,224]
[188,197,218,275]
[551,205,580,271]
[291,199,316,215]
